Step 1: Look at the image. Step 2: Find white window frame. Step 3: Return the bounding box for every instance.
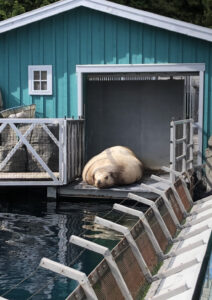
[28,65,52,95]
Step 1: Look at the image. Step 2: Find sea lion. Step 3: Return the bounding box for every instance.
[82,146,144,188]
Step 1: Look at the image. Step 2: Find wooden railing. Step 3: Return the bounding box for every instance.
[0,118,85,186]
[170,119,194,182]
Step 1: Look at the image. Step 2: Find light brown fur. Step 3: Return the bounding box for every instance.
[82,146,143,188]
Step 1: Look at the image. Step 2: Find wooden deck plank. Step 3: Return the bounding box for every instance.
[0,172,59,180]
[58,175,169,199]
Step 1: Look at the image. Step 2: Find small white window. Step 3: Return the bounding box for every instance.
[28,65,52,95]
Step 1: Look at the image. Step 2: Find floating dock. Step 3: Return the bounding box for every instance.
[58,175,170,199]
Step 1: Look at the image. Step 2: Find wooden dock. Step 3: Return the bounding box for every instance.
[58,175,169,199]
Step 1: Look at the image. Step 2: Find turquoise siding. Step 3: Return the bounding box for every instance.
[0,7,212,150]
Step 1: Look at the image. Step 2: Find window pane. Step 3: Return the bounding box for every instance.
[34,81,40,90]
[34,71,40,80]
[41,71,47,80]
[41,81,47,90]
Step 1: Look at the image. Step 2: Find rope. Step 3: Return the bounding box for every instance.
[1,197,136,299]
[0,266,40,298]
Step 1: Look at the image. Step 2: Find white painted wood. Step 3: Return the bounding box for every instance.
[95,216,153,281]
[176,137,186,144]
[77,72,83,118]
[94,216,129,235]
[169,119,194,177]
[10,123,59,182]
[161,166,181,176]
[113,204,164,259]
[140,184,180,228]
[189,121,194,169]
[172,118,194,125]
[151,175,171,184]
[0,0,211,41]
[0,118,64,124]
[170,120,176,183]
[168,240,204,257]
[152,282,190,300]
[63,119,68,184]
[40,258,98,300]
[198,70,204,165]
[70,235,133,300]
[128,193,173,242]
[77,65,203,152]
[0,181,63,186]
[76,63,205,74]
[176,154,186,162]
[59,121,63,182]
[175,224,209,242]
[42,123,60,147]
[28,65,52,95]
[155,258,199,279]
[182,123,187,171]
[0,124,34,172]
[188,213,212,226]
[0,118,69,186]
[70,235,109,256]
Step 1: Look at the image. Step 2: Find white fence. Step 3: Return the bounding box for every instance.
[0,118,67,186]
[170,118,194,182]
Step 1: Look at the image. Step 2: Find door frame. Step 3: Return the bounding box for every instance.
[76,63,205,164]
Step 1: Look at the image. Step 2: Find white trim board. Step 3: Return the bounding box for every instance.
[0,0,212,42]
[77,63,204,164]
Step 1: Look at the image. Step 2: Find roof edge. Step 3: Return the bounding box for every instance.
[0,0,212,42]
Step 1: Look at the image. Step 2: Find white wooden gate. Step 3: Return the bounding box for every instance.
[170,118,194,182]
[0,118,67,186]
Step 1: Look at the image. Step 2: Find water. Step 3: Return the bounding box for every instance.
[0,188,140,300]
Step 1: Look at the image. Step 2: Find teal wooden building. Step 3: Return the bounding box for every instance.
[0,0,212,166]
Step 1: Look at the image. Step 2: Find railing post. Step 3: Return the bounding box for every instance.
[63,119,67,184]
[170,120,176,183]
[189,120,194,169]
[40,258,98,300]
[182,122,187,172]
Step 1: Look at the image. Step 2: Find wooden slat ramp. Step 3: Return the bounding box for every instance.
[30,167,212,300]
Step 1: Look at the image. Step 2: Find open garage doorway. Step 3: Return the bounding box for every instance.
[77,64,204,170]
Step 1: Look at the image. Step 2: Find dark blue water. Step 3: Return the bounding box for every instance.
[0,188,140,300]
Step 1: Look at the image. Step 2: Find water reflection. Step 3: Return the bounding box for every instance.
[0,189,143,300]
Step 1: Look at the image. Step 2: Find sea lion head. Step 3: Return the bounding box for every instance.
[93,169,115,189]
